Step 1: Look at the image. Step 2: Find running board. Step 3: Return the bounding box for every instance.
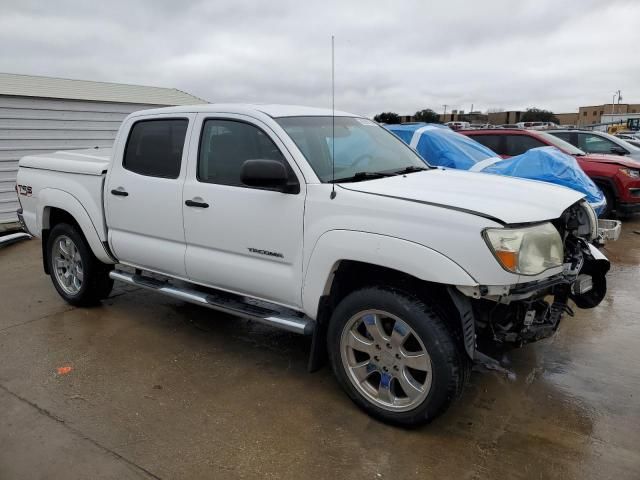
[109,270,314,335]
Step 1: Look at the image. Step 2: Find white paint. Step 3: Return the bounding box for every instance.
[17,103,592,320]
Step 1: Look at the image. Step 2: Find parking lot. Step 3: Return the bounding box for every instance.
[1,219,639,480]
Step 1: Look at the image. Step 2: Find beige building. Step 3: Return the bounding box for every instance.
[578,103,640,127]
[555,113,579,126]
[438,111,488,124]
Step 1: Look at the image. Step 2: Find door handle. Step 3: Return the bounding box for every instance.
[185,199,209,208]
[111,189,128,197]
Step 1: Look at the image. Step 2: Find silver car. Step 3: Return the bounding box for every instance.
[548,129,640,161]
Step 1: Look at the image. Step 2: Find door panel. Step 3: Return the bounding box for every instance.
[183,114,305,307]
[105,114,194,277]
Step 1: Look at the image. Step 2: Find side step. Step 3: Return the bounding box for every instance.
[109,270,314,336]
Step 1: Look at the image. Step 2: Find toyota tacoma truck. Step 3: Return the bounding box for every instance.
[16,104,610,426]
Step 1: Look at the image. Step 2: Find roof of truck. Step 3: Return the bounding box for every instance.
[129,103,358,118]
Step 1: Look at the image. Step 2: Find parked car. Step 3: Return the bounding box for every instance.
[385,123,607,215]
[548,129,640,161]
[16,104,609,426]
[445,121,470,130]
[515,121,558,130]
[462,128,640,217]
[615,133,640,149]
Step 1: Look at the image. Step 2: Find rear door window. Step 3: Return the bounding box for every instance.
[470,135,504,155]
[123,119,188,178]
[551,132,572,143]
[504,135,546,156]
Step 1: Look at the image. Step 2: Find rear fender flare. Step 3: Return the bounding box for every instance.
[38,188,114,264]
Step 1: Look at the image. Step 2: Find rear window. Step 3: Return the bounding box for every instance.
[123,119,188,178]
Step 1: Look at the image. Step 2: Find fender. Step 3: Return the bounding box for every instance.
[38,188,115,264]
[302,230,478,318]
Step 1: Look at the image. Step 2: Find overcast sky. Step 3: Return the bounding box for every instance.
[1,0,638,117]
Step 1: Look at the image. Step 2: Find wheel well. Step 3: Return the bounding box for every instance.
[593,180,616,207]
[41,207,82,275]
[325,261,464,342]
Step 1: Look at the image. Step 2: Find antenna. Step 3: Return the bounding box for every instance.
[330,35,336,199]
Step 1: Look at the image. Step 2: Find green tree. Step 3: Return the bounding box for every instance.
[520,108,559,123]
[414,108,440,123]
[373,112,401,124]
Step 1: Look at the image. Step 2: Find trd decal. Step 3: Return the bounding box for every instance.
[248,247,284,259]
[17,185,33,196]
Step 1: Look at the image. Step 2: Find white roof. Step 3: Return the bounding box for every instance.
[0,72,205,106]
[129,103,357,118]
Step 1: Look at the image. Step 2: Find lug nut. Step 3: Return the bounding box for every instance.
[375,344,381,350]
[386,343,392,349]
[393,365,399,371]
[374,356,380,361]
[395,353,401,359]
[383,366,388,372]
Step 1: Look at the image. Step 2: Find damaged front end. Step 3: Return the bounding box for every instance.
[455,201,610,369]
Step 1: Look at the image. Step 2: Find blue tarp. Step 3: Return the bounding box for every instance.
[388,123,496,169]
[385,123,606,215]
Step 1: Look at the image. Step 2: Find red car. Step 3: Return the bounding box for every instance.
[462,129,640,217]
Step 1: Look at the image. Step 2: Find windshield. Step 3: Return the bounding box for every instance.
[276,116,429,182]
[538,132,586,155]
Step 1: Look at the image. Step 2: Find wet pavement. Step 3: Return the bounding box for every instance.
[1,220,639,479]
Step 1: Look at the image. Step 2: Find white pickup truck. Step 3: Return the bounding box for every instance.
[16,104,610,426]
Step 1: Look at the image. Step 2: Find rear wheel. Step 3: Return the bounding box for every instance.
[47,223,113,306]
[328,287,468,426]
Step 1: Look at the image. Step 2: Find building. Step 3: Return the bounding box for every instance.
[555,113,579,126]
[486,111,523,125]
[0,73,205,228]
[438,111,488,124]
[578,103,640,127]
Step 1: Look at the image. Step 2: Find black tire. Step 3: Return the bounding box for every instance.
[327,287,468,427]
[598,185,615,218]
[46,223,113,307]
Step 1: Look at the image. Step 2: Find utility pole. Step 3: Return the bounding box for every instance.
[612,90,622,116]
[442,104,448,122]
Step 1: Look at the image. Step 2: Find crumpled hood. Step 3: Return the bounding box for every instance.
[339,168,585,224]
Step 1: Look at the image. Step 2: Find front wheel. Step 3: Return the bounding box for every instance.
[47,223,113,306]
[327,287,468,426]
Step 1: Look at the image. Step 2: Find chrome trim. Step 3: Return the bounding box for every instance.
[109,270,314,335]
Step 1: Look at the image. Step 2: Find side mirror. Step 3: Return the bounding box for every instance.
[240,159,298,193]
[610,147,627,155]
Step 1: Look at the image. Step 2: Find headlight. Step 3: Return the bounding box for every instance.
[619,167,640,178]
[484,223,563,275]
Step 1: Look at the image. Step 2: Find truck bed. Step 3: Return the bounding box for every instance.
[17,148,112,250]
[19,148,112,175]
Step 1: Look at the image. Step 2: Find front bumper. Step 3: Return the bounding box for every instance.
[461,243,610,350]
[617,201,640,215]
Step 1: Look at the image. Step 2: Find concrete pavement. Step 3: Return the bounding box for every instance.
[1,220,639,479]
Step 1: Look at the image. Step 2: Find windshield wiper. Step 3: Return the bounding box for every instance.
[329,171,397,183]
[393,165,430,174]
